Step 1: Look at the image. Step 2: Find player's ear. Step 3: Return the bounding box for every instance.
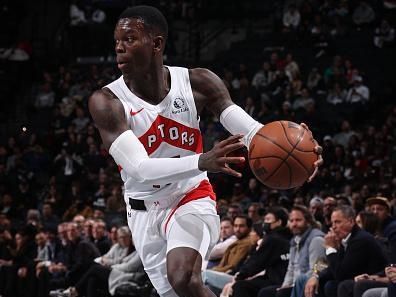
[153,36,165,54]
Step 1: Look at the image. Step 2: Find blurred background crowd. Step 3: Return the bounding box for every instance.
[0,0,396,297]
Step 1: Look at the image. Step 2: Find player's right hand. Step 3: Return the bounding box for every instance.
[300,122,323,182]
[198,134,245,177]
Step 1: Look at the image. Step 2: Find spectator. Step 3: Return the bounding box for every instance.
[258,205,325,297]
[333,120,356,148]
[304,205,387,297]
[92,220,111,255]
[71,107,90,134]
[284,53,300,81]
[307,67,323,92]
[244,96,256,118]
[91,5,106,24]
[374,20,395,48]
[252,61,275,92]
[35,231,51,262]
[292,88,314,111]
[44,222,100,297]
[309,197,325,227]
[35,83,55,110]
[26,209,42,228]
[41,203,60,231]
[0,226,37,297]
[66,227,143,297]
[327,83,347,105]
[247,203,263,224]
[322,196,337,232]
[70,1,87,26]
[355,211,380,235]
[227,204,243,221]
[203,215,252,292]
[352,1,375,26]
[207,217,237,269]
[0,227,12,267]
[366,197,396,263]
[346,76,370,104]
[283,4,301,30]
[230,207,291,297]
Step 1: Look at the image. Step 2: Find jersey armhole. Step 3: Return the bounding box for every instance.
[102,86,131,128]
[185,68,199,121]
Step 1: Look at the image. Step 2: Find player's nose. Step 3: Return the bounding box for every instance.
[115,41,125,53]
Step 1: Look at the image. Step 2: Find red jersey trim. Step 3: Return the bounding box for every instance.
[164,180,216,234]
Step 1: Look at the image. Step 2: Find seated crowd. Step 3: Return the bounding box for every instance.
[1,195,395,297]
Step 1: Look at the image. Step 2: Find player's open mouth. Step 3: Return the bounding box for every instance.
[117,62,127,69]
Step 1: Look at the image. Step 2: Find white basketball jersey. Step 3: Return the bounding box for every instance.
[104,66,209,201]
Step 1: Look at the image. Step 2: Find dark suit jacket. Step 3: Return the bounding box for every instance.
[320,225,387,282]
[236,227,291,285]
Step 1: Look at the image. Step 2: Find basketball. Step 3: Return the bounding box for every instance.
[248,121,318,190]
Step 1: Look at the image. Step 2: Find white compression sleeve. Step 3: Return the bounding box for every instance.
[109,130,203,184]
[220,104,263,148]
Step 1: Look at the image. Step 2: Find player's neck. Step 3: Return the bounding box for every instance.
[124,66,170,105]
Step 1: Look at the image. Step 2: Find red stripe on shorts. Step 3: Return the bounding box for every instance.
[164,180,216,234]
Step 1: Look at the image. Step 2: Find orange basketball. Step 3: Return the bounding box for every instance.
[248,121,318,189]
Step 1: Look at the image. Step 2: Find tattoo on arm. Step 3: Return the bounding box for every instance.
[88,90,128,148]
[190,68,234,117]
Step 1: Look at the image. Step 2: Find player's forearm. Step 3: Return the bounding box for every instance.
[220,104,263,148]
[109,130,203,184]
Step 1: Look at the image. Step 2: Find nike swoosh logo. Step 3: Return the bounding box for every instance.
[130,108,144,116]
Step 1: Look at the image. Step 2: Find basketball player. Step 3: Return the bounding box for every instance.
[88,6,322,297]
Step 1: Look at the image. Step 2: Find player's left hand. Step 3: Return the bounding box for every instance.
[300,123,323,182]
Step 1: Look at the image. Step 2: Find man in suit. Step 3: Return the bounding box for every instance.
[304,205,387,297]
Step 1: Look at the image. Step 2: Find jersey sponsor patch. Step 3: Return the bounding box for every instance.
[138,115,203,155]
[172,97,189,114]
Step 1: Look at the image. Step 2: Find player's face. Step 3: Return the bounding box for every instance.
[114,18,154,74]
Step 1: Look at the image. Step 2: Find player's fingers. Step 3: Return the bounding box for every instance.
[314,155,324,167]
[300,122,307,129]
[220,142,245,155]
[222,156,245,164]
[221,166,242,178]
[217,134,244,147]
[308,165,319,183]
[301,122,314,139]
[314,145,323,155]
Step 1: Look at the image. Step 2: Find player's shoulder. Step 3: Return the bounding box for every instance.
[188,67,223,90]
[189,67,218,80]
[88,88,122,112]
